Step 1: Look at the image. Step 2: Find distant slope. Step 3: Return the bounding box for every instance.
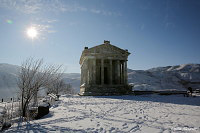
[61,73,81,92]
[0,63,81,99]
[0,63,200,99]
[128,64,200,91]
[0,63,20,99]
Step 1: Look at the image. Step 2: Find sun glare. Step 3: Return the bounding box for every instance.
[27,27,38,39]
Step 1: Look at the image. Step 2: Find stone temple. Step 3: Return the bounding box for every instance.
[79,40,131,96]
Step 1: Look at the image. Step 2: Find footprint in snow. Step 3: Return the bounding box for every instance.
[109,127,115,131]
[99,127,103,132]
[123,123,127,126]
[122,123,128,129]
[129,125,140,132]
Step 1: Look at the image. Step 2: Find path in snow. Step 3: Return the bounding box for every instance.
[6,95,200,133]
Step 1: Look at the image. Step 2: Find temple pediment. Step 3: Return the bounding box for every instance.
[89,43,129,55]
[80,41,130,64]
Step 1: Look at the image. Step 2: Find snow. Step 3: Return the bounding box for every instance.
[5,95,200,132]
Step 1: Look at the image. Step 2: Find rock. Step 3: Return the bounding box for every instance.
[35,105,49,120]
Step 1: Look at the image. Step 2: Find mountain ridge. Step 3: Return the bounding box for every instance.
[129,64,200,91]
[0,63,200,99]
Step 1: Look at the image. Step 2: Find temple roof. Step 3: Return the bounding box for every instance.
[79,40,131,64]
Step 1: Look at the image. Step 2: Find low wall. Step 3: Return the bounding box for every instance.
[133,90,187,95]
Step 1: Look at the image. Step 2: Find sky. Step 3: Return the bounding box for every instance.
[0,0,200,73]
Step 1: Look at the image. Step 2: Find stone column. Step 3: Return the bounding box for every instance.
[121,61,123,84]
[124,60,128,84]
[85,59,89,85]
[117,60,120,84]
[120,61,123,84]
[88,59,92,84]
[109,59,112,85]
[81,67,83,85]
[101,59,104,85]
[122,61,125,84]
[87,69,89,85]
[93,59,96,85]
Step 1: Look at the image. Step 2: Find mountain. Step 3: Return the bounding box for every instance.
[128,64,200,91]
[0,63,81,100]
[0,63,200,99]
[61,73,81,92]
[0,63,20,100]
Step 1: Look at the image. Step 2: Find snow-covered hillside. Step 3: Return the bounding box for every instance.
[0,64,20,99]
[128,64,200,91]
[61,73,81,92]
[0,63,81,100]
[5,95,200,132]
[1,63,200,99]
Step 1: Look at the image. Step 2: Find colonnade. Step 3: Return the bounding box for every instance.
[81,58,128,86]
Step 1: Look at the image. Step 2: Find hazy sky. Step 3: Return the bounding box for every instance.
[0,0,200,73]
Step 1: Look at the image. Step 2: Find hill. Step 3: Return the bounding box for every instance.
[0,63,20,99]
[0,63,81,100]
[0,63,200,99]
[128,64,200,91]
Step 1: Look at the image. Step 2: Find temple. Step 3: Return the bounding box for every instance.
[79,40,131,95]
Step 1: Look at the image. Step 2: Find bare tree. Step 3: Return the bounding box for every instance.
[17,58,62,117]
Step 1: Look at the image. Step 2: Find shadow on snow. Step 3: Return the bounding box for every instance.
[92,94,200,106]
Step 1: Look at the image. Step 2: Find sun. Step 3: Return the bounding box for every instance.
[26,27,38,39]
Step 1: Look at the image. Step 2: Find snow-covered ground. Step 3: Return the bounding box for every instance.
[5,94,200,133]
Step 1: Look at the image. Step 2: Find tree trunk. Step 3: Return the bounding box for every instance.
[22,101,28,117]
[21,91,24,116]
